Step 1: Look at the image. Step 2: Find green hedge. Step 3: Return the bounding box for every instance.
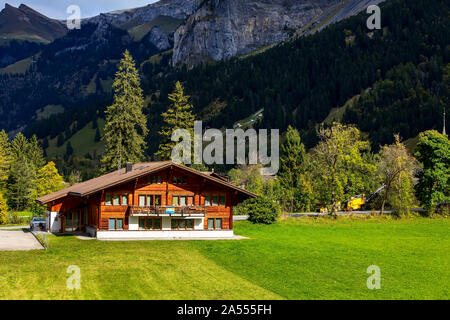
[239,196,281,224]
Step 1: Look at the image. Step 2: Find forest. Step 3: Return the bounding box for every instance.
[9,0,450,180]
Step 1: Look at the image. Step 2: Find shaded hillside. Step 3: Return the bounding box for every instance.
[144,0,449,151]
[0,4,67,43]
[343,59,449,149]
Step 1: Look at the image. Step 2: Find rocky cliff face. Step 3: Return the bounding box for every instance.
[85,0,200,29]
[172,0,386,67]
[172,0,340,67]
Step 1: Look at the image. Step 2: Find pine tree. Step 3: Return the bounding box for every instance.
[27,135,45,169]
[94,127,101,142]
[278,126,313,212]
[156,81,195,160]
[66,141,73,157]
[57,133,64,147]
[101,50,148,172]
[7,160,36,211]
[42,137,49,149]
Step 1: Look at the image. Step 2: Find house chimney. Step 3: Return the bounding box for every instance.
[126,162,133,173]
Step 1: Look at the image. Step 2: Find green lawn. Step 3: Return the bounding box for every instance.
[0,217,448,300]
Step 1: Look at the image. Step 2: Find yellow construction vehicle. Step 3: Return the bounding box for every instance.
[343,195,365,211]
[343,185,386,212]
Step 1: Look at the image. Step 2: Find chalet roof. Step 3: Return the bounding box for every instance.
[36,161,257,204]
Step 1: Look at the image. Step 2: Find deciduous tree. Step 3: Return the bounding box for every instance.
[415,130,450,212]
[313,123,375,215]
[0,193,7,225]
[377,135,419,214]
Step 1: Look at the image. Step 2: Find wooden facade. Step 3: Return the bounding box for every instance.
[40,162,255,235]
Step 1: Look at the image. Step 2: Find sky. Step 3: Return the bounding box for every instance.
[1,0,158,19]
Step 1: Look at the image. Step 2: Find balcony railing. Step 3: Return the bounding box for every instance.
[129,205,207,217]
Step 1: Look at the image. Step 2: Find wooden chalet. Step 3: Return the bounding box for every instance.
[36,161,256,239]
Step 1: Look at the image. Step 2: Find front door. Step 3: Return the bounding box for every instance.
[64,211,81,232]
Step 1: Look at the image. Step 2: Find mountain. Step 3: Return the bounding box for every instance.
[84,0,200,29]
[0,0,204,134]
[0,3,67,43]
[15,0,448,179]
[172,0,385,67]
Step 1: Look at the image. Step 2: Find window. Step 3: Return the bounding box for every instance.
[106,194,128,206]
[182,176,187,184]
[171,219,193,230]
[212,195,218,206]
[208,218,222,230]
[139,218,146,230]
[146,218,153,230]
[219,195,226,206]
[149,176,162,184]
[108,218,124,230]
[204,194,226,207]
[109,218,115,230]
[172,195,191,206]
[147,195,153,206]
[154,218,161,230]
[155,195,161,206]
[173,176,178,184]
[139,217,161,230]
[139,195,146,207]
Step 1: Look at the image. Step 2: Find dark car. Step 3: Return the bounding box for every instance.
[30,217,46,231]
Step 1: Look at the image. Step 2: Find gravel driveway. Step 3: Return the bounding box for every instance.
[0,230,44,251]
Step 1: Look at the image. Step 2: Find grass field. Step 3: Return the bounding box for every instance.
[0,217,448,300]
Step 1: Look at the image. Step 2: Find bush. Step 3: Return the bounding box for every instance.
[7,212,31,225]
[239,196,281,224]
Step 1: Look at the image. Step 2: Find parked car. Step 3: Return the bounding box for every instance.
[30,217,46,231]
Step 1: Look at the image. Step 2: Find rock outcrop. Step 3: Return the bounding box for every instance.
[172,0,386,67]
[145,26,171,51]
[85,0,200,29]
[172,0,340,67]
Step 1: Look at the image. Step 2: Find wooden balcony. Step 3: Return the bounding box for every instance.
[129,205,206,217]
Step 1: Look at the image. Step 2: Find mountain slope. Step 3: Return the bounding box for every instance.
[0,3,67,43]
[172,0,385,67]
[84,0,200,30]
